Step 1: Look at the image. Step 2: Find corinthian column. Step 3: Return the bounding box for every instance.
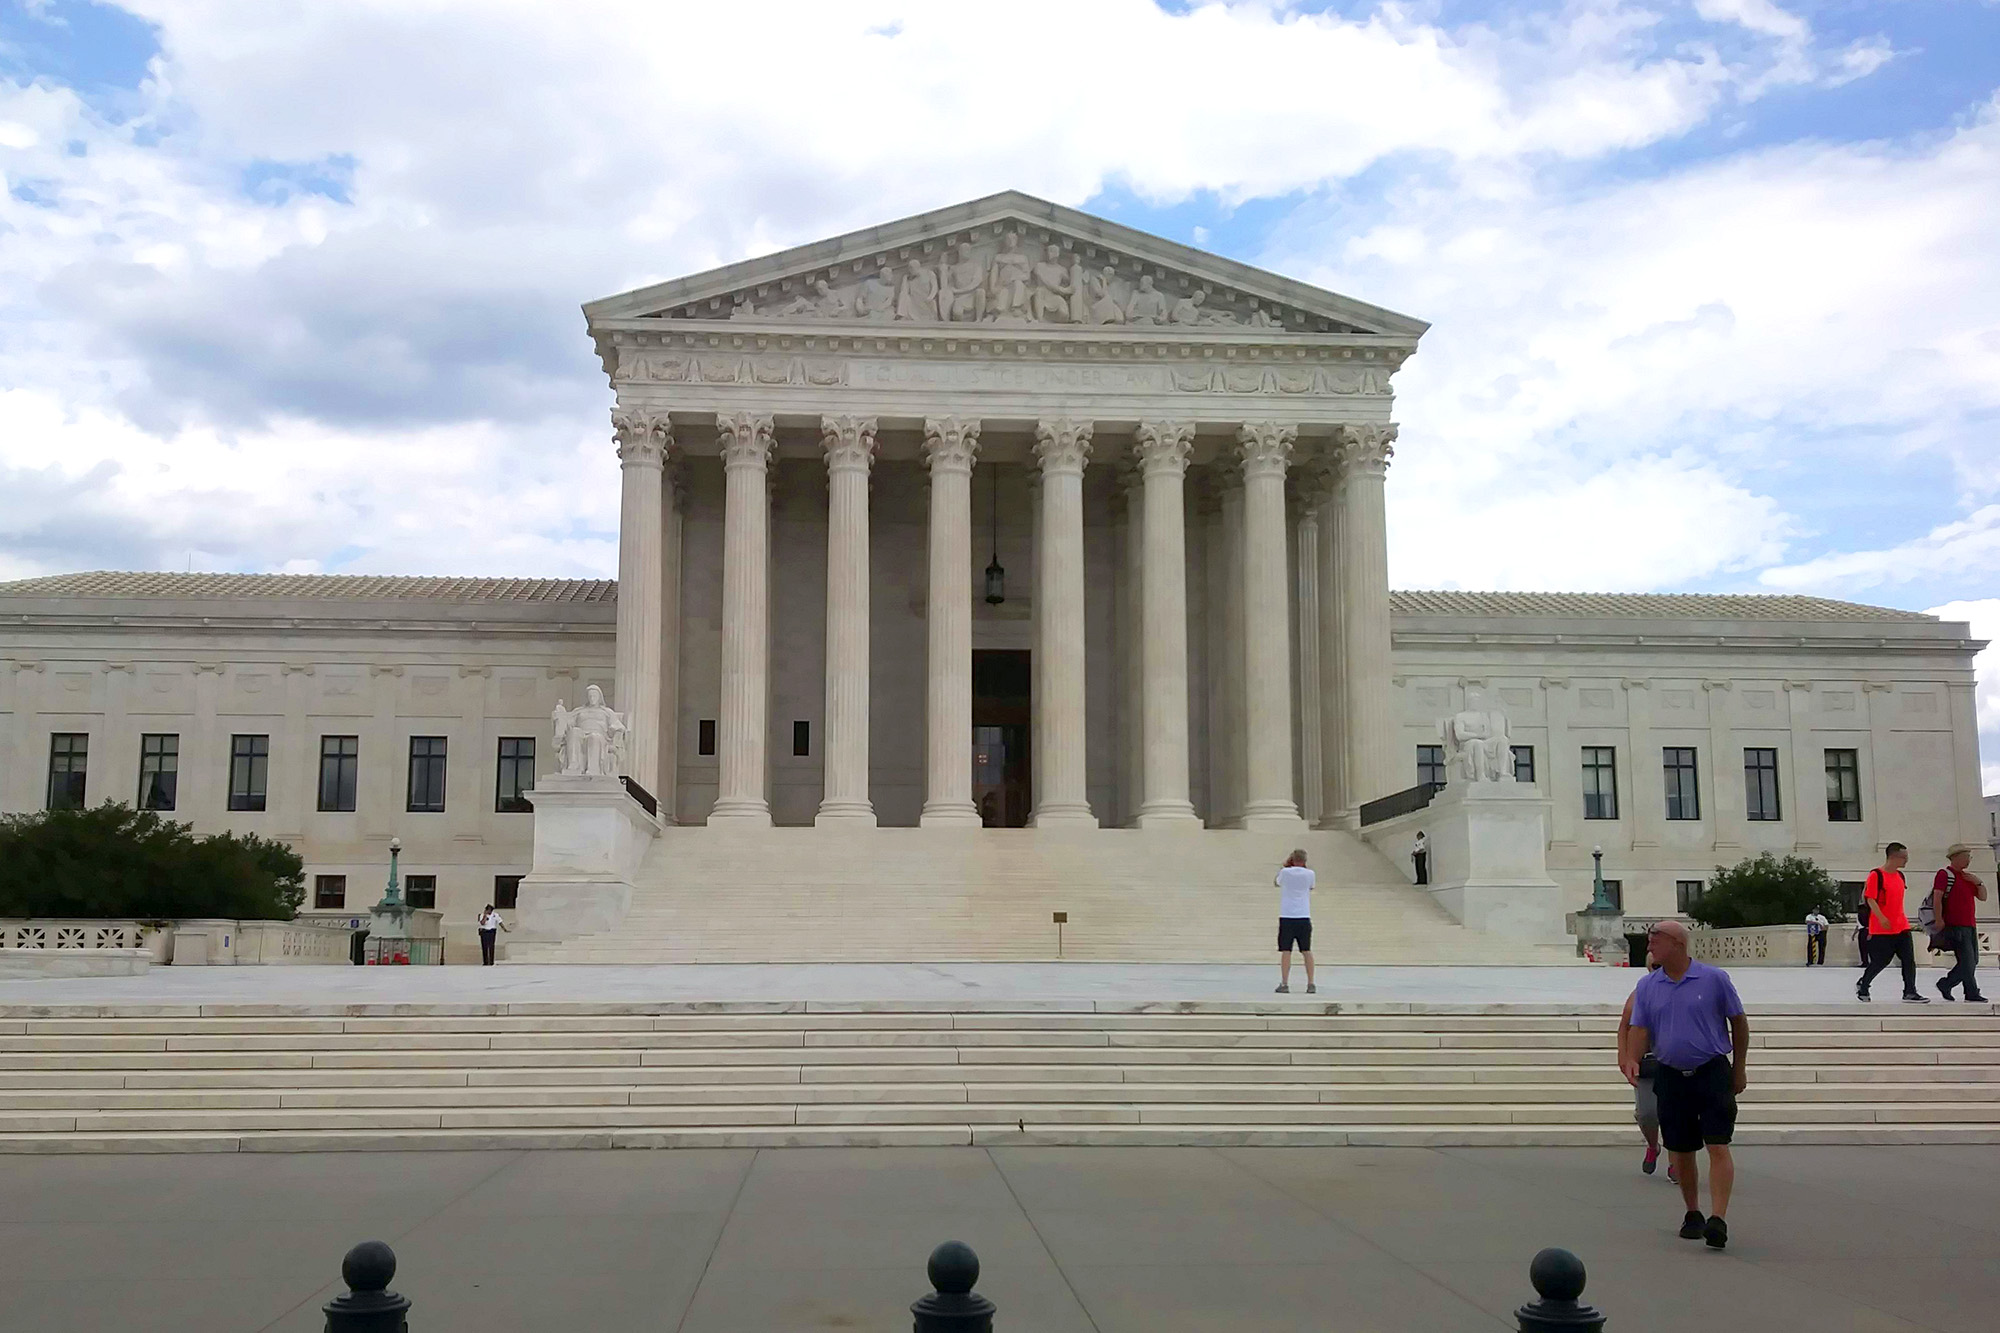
[1340,423,1399,811]
[1134,421,1200,827]
[612,409,668,798]
[817,415,877,825]
[920,417,982,826]
[1292,484,1322,827]
[1032,418,1097,826]
[1313,461,1349,825]
[710,411,775,825]
[1238,421,1306,829]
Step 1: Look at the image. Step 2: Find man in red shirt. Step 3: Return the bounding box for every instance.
[1858,843,1930,1003]
[1933,843,1988,1003]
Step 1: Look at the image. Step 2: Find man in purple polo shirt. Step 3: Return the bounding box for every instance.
[1620,919,1750,1250]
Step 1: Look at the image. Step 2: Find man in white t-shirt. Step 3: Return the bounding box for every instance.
[1275,849,1316,994]
[1803,909,1829,966]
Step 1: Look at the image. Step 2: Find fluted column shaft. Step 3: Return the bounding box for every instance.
[1135,421,1200,827]
[711,412,775,824]
[1032,418,1097,826]
[1315,469,1350,825]
[817,416,877,825]
[1238,422,1306,829]
[1293,489,1323,827]
[612,410,667,798]
[657,460,685,823]
[921,418,982,826]
[1340,424,1399,810]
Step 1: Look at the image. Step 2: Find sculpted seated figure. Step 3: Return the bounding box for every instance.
[986,233,1033,322]
[1029,243,1075,322]
[940,242,985,322]
[553,684,629,779]
[1439,689,1515,785]
[1126,274,1169,325]
[895,258,940,322]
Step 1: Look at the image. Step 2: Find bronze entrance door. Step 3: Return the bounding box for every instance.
[972,649,1031,827]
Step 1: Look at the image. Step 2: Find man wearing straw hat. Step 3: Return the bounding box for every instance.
[1932,843,1988,1003]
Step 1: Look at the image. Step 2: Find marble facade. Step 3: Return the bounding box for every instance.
[0,193,1990,958]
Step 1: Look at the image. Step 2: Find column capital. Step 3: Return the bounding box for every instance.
[612,409,671,468]
[717,412,775,470]
[820,415,878,474]
[1236,421,1297,479]
[922,417,981,474]
[1134,420,1195,477]
[1338,423,1398,475]
[1033,418,1093,475]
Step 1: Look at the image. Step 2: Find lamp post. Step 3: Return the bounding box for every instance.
[368,836,414,965]
[383,837,403,908]
[1589,845,1614,912]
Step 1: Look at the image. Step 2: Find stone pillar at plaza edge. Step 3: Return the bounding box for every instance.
[817,415,877,825]
[1237,421,1306,830]
[920,417,982,827]
[611,409,667,797]
[1134,420,1201,827]
[710,411,775,825]
[1340,423,1400,811]
[1031,417,1097,826]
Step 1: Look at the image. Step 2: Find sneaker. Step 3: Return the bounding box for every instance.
[1966,993,1989,1004]
[1856,983,1870,1003]
[1704,1216,1729,1249]
[1903,993,1932,1004]
[1667,1161,1678,1184]
[1274,983,1289,994]
[1938,979,1956,1002]
[1642,1147,1659,1175]
[1679,1210,1706,1239]
[1305,984,1317,994]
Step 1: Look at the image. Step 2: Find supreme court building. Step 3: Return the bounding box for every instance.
[1,194,1989,963]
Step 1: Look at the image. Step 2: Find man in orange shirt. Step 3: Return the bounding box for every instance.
[1857,842,1930,1003]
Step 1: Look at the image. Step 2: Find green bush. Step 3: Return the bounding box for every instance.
[0,803,304,921]
[1686,852,1843,929]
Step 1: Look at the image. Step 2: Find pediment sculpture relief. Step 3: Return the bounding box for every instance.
[669,230,1328,331]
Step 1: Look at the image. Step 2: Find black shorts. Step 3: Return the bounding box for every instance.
[1277,917,1313,952]
[1654,1056,1738,1153]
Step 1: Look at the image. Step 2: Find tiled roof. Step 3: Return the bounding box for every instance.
[1389,591,1935,622]
[0,572,614,604]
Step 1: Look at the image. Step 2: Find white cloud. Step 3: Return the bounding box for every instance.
[1761,506,2000,593]
[1926,600,2000,796]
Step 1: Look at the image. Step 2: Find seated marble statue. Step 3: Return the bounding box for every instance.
[1439,689,1514,784]
[1125,274,1170,325]
[1029,244,1075,322]
[986,234,1032,321]
[553,684,629,778]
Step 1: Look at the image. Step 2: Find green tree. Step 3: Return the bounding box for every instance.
[0,803,304,920]
[1686,851,1843,929]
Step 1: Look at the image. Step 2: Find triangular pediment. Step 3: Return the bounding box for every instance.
[585,191,1427,339]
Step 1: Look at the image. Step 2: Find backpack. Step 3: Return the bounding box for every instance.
[1922,870,1956,952]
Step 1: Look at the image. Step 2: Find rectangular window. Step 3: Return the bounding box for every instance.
[1582,746,1618,820]
[1745,747,1781,821]
[47,733,88,810]
[495,737,535,813]
[137,733,179,812]
[793,720,811,757]
[1839,880,1864,917]
[227,734,270,812]
[1511,745,1535,785]
[403,873,436,909]
[1825,749,1862,823]
[493,874,522,910]
[407,737,448,813]
[697,719,717,757]
[1416,744,1446,789]
[1676,879,1705,913]
[1601,879,1624,912]
[318,735,359,813]
[1663,747,1701,821]
[313,874,346,910]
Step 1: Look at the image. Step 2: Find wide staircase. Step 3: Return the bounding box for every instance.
[506,827,1575,964]
[2,1001,1995,1152]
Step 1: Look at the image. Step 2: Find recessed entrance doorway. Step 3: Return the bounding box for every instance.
[972,649,1032,827]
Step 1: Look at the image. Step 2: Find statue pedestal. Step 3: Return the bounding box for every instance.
[517,775,659,943]
[1421,782,1568,945]
[1568,908,1631,965]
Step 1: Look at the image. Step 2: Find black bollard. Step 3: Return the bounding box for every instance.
[911,1240,995,1332]
[324,1240,412,1333]
[1516,1248,1604,1332]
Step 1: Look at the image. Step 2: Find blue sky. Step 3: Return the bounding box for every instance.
[1,0,1996,786]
